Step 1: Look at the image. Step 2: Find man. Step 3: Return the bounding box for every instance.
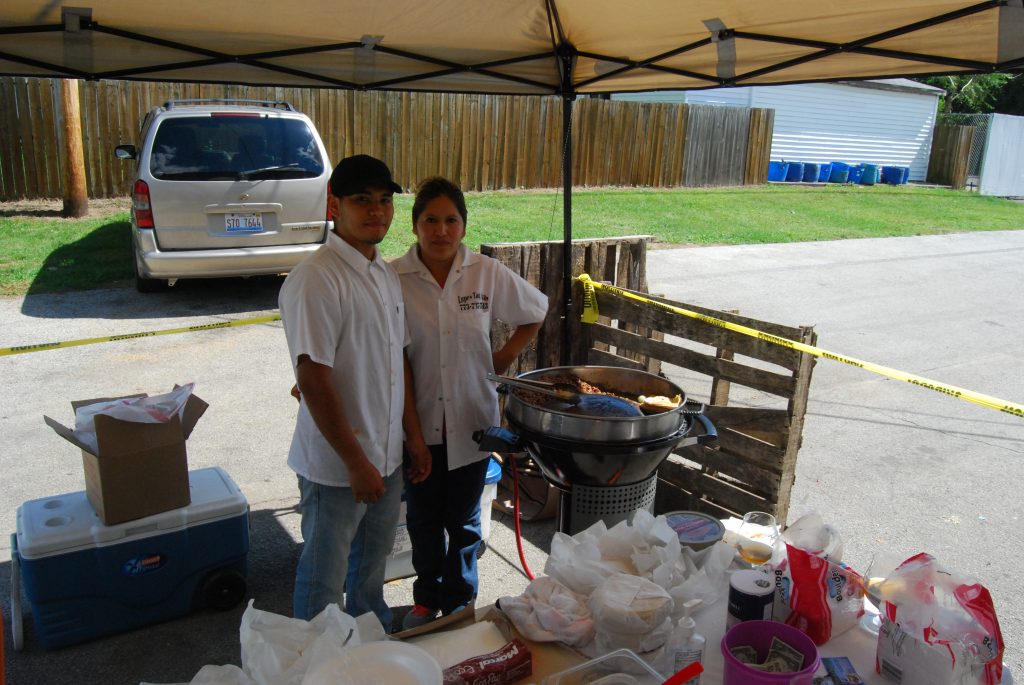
[279,154,429,627]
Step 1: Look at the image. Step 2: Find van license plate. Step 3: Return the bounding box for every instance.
[225,213,263,231]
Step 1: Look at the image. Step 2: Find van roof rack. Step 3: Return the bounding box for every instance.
[162,99,296,111]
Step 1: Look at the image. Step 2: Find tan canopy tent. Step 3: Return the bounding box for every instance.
[2,1,1022,93]
[2,1,1022,355]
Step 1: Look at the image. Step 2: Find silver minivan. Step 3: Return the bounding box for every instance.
[115,99,331,292]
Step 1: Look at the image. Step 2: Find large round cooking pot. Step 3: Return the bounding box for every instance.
[507,413,716,487]
[503,365,703,443]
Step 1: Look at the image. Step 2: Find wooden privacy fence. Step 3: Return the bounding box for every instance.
[481,236,816,524]
[927,123,974,190]
[0,77,773,200]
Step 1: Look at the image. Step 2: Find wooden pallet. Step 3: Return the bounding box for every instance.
[571,283,817,524]
[481,236,816,524]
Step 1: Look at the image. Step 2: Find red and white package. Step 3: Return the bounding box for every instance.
[770,542,865,645]
[769,514,864,645]
[875,553,1004,685]
[442,639,532,685]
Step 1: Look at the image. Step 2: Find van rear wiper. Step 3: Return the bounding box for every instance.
[237,163,304,180]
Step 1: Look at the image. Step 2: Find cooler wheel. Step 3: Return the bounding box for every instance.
[9,533,23,651]
[200,569,247,611]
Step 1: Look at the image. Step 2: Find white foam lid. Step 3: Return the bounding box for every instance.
[15,466,248,559]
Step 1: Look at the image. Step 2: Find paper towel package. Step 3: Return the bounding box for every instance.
[13,466,249,649]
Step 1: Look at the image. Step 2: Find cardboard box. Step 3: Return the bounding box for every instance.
[44,392,208,525]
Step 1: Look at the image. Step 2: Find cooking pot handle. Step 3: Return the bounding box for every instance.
[473,426,525,452]
[692,413,717,445]
[680,399,705,414]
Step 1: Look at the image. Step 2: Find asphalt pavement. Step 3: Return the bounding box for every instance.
[1,230,1022,683]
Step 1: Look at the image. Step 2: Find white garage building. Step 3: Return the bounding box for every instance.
[614,79,945,182]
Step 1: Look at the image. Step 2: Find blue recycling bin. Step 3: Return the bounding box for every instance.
[881,166,903,185]
[828,161,849,183]
[785,162,805,182]
[860,163,879,185]
[767,161,789,182]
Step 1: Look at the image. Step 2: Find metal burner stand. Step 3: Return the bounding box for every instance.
[556,473,657,535]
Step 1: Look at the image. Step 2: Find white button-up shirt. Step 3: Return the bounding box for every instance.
[393,244,548,470]
[279,231,407,486]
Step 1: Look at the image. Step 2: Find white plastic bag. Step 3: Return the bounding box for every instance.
[239,600,367,685]
[875,553,1004,685]
[544,526,620,596]
[74,382,195,453]
[544,514,684,597]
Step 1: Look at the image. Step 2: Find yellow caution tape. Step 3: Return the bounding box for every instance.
[0,314,281,357]
[577,274,1024,419]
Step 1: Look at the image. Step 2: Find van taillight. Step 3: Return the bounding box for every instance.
[133,180,154,228]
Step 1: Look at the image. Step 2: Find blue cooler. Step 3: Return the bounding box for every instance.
[13,466,249,649]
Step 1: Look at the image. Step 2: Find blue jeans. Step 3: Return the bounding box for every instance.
[405,445,489,614]
[292,468,403,625]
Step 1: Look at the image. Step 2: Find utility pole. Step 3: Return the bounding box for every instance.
[60,78,89,218]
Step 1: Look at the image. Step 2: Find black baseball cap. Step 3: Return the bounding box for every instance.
[329,154,403,196]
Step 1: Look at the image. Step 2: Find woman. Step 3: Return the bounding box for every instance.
[394,177,548,630]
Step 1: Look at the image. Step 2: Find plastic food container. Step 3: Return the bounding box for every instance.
[541,648,663,684]
[720,620,820,685]
[664,510,725,551]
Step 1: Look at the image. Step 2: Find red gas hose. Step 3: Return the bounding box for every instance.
[510,454,535,580]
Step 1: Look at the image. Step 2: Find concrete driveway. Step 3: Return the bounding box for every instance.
[2,230,1022,682]
[646,230,1024,679]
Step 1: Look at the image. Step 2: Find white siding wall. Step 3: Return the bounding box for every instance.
[613,87,752,108]
[979,113,1024,196]
[752,83,939,182]
[611,81,940,181]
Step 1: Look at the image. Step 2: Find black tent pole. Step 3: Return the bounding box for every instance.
[558,42,577,366]
[560,93,574,365]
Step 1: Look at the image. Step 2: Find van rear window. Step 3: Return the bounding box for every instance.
[151,117,325,180]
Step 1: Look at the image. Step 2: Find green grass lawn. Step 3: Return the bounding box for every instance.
[2,184,1022,296]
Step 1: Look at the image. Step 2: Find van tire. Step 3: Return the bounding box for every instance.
[135,263,166,293]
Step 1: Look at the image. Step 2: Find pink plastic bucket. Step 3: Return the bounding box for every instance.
[720,620,821,685]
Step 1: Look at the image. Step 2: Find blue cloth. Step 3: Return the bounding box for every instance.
[292,468,403,625]
[405,444,490,614]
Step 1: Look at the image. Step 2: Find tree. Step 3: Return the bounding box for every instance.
[991,73,1024,115]
[917,73,1024,115]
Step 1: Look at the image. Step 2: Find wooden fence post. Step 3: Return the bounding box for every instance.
[60,78,89,217]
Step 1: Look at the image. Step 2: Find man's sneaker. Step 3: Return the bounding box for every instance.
[401,604,439,631]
